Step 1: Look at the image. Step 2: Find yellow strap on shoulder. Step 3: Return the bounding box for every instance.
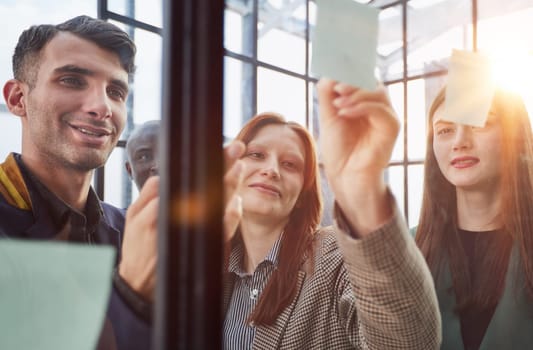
[0,155,31,210]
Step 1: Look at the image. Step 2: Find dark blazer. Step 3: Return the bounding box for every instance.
[0,153,150,350]
[224,207,442,349]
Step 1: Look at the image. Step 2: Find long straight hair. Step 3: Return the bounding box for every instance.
[415,87,533,311]
[230,112,322,326]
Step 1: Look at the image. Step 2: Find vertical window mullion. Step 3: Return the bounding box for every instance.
[402,0,409,225]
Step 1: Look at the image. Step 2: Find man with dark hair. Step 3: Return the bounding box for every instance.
[0,15,153,350]
[125,120,160,190]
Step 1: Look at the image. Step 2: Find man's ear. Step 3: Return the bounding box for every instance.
[125,162,133,178]
[3,79,27,117]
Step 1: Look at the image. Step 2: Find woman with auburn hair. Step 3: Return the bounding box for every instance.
[415,87,533,349]
[222,79,440,349]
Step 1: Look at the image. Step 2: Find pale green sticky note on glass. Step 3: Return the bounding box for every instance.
[444,49,496,127]
[0,240,115,350]
[312,0,379,90]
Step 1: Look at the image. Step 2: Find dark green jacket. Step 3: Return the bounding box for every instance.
[412,227,533,349]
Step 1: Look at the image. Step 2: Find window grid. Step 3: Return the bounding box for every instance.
[88,0,483,225]
[223,0,479,226]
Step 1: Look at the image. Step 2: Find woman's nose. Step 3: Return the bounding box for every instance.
[260,162,280,180]
[452,125,473,151]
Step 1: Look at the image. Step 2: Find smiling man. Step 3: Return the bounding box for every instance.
[125,120,160,190]
[0,16,155,350]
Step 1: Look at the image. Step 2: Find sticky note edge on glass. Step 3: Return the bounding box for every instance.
[443,49,496,127]
[311,0,379,90]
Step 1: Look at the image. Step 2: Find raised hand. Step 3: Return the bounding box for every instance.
[223,141,246,242]
[119,176,159,301]
[317,78,400,235]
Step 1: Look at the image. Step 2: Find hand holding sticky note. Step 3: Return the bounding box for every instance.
[311,0,379,90]
[0,240,115,350]
[444,49,496,127]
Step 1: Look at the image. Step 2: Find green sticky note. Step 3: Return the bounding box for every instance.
[312,0,379,90]
[0,239,115,350]
[444,49,496,127]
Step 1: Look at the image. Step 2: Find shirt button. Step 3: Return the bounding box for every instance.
[250,289,259,300]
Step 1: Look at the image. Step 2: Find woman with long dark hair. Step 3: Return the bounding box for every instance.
[415,87,533,349]
[222,79,440,349]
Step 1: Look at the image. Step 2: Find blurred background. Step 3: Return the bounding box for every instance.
[1,0,532,227]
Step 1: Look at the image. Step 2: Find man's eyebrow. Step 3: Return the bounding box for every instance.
[54,64,129,94]
[54,64,94,76]
[134,147,153,153]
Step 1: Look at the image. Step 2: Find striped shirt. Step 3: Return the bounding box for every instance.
[223,234,283,350]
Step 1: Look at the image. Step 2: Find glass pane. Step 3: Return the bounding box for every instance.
[258,0,307,74]
[225,9,243,54]
[406,0,472,77]
[478,1,533,118]
[132,29,162,125]
[107,0,163,28]
[135,0,162,28]
[308,81,316,138]
[407,76,446,160]
[478,2,533,52]
[378,6,403,82]
[408,164,424,228]
[293,1,311,22]
[388,83,404,162]
[424,74,447,112]
[408,0,449,9]
[224,8,254,56]
[307,1,317,77]
[103,147,137,208]
[0,0,96,86]
[0,110,21,161]
[386,165,405,219]
[370,0,402,6]
[257,68,306,126]
[224,57,254,140]
[407,79,426,160]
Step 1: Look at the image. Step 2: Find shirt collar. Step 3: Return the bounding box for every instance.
[228,230,284,276]
[14,153,103,230]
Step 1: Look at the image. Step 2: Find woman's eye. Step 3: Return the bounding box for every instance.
[282,161,295,169]
[247,152,264,159]
[283,160,302,171]
[437,127,453,135]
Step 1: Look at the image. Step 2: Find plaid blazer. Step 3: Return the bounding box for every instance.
[223,206,441,349]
